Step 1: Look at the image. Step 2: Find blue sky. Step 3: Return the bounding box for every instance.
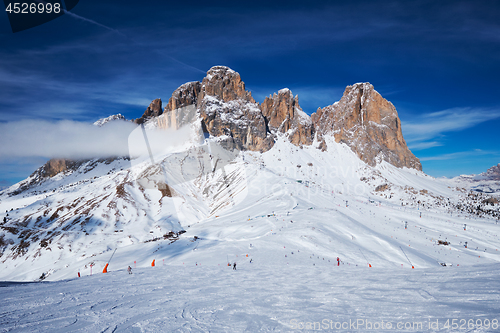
[0,0,499,187]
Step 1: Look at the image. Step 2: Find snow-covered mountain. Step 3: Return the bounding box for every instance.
[93,113,127,127]
[0,66,499,283]
[454,163,500,195]
[483,163,500,181]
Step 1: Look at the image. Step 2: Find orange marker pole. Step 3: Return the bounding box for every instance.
[103,248,117,274]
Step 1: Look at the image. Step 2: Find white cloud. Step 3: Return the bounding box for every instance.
[0,119,137,159]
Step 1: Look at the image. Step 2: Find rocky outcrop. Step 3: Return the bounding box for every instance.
[375,184,389,192]
[312,83,422,170]
[41,159,71,178]
[135,99,163,124]
[197,66,274,152]
[40,159,113,179]
[8,159,81,195]
[164,81,201,113]
[260,88,314,146]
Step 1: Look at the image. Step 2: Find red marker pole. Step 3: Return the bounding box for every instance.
[337,257,340,266]
[134,261,136,268]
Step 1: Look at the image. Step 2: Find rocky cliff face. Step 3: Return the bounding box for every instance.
[164,81,201,113]
[312,83,422,170]
[41,159,72,178]
[153,82,202,130]
[135,99,163,124]
[260,88,314,146]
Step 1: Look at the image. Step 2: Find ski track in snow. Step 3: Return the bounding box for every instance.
[1,264,500,332]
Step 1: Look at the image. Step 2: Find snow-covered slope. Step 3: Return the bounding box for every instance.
[1,131,499,282]
[2,262,500,332]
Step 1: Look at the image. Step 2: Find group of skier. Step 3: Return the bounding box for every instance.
[122,255,256,274]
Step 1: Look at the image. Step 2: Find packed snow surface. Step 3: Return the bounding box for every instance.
[1,263,500,332]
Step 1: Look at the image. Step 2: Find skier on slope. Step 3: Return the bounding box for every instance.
[233,262,237,270]
[127,266,132,274]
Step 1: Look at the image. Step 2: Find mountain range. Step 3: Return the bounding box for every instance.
[0,66,498,281]
[134,66,421,170]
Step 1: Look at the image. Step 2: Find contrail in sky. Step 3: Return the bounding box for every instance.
[63,9,205,74]
[63,9,126,36]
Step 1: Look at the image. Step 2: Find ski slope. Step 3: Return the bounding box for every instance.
[1,263,500,332]
[1,132,500,331]
[0,135,499,282]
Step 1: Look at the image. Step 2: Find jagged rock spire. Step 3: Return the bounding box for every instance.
[260,88,314,146]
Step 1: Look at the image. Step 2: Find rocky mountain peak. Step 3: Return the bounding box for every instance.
[200,66,255,103]
[195,66,272,152]
[260,88,313,146]
[312,82,422,170]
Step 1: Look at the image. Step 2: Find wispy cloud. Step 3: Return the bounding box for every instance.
[0,68,154,107]
[0,65,166,122]
[406,141,443,151]
[419,149,499,162]
[403,107,500,150]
